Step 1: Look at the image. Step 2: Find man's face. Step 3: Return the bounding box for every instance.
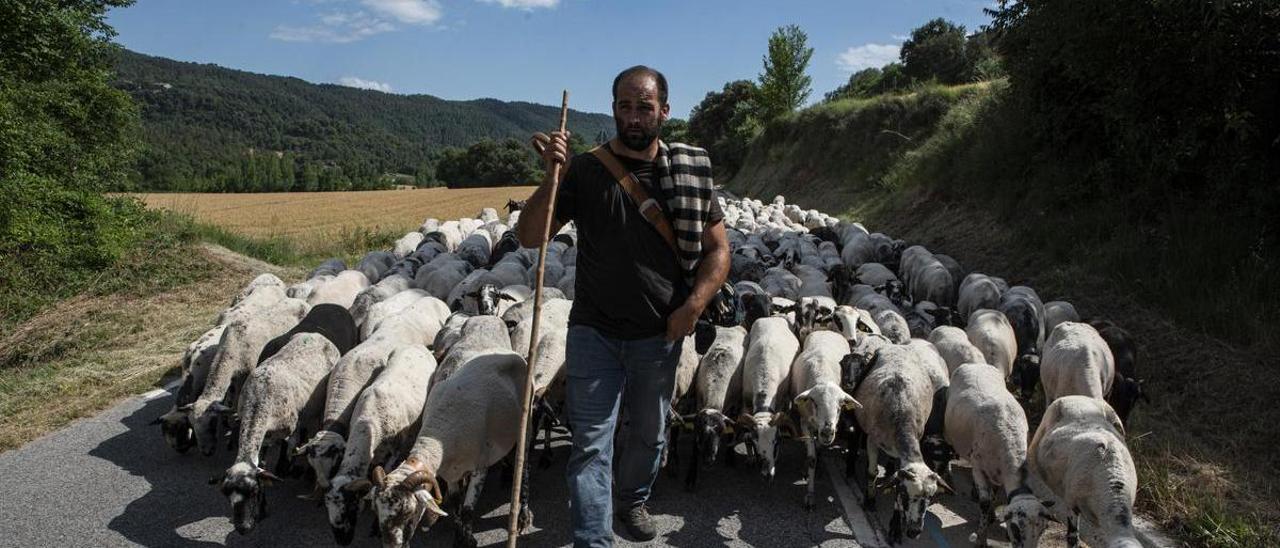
[613,74,669,151]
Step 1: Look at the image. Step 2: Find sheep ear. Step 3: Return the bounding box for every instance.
[840,393,863,411]
[736,413,755,429]
[209,402,233,415]
[792,391,813,413]
[996,504,1010,521]
[177,403,195,412]
[258,468,283,484]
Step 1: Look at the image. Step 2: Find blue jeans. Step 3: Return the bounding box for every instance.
[564,324,682,548]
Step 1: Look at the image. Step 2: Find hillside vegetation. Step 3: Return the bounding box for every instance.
[114,50,613,191]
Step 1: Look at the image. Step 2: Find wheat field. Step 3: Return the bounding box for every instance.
[137,187,537,238]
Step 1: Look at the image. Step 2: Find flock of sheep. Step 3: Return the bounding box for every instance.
[153,194,1149,548]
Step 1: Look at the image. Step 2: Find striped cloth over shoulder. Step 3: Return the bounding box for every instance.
[654,140,715,287]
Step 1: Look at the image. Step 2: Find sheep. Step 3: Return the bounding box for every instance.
[231,273,286,305]
[349,274,414,328]
[760,266,803,300]
[945,363,1056,547]
[393,232,425,259]
[1000,286,1048,400]
[851,344,954,544]
[218,279,287,326]
[872,308,911,344]
[309,259,347,280]
[213,333,339,535]
[737,316,800,481]
[257,303,358,363]
[958,273,1004,322]
[906,339,955,476]
[307,270,371,309]
[154,324,226,454]
[357,251,397,284]
[415,258,472,302]
[360,290,440,341]
[1045,300,1080,335]
[965,309,1018,379]
[372,351,529,548]
[434,315,513,385]
[928,326,987,375]
[855,262,898,288]
[1089,319,1146,426]
[831,305,880,343]
[455,232,494,270]
[684,325,747,491]
[186,297,309,456]
[901,246,955,307]
[297,297,448,488]
[663,336,701,476]
[324,345,437,545]
[790,330,860,509]
[1040,322,1115,402]
[1029,396,1140,548]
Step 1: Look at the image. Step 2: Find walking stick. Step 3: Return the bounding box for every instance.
[507,89,569,548]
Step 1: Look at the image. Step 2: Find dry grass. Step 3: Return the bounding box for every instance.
[135,187,536,238]
[0,244,301,452]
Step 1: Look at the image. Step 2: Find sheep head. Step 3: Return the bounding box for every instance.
[737,410,796,481]
[188,400,233,456]
[372,464,447,548]
[214,462,282,535]
[152,407,195,454]
[325,474,373,546]
[876,462,952,539]
[793,384,861,446]
[998,493,1058,548]
[295,430,346,489]
[693,409,733,468]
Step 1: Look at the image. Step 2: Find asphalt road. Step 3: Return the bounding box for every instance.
[0,384,1171,548]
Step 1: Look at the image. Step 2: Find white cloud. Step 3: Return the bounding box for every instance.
[271,0,440,43]
[361,0,442,24]
[891,33,910,41]
[836,43,901,72]
[338,76,394,92]
[479,0,559,10]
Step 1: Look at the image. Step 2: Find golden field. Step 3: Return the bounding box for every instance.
[136,187,537,237]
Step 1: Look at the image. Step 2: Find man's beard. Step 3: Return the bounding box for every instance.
[616,119,662,151]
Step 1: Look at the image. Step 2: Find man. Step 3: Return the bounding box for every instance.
[517,66,730,547]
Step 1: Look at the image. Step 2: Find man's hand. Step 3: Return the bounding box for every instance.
[530,130,572,179]
[666,302,701,342]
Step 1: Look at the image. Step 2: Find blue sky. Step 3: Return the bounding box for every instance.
[108,0,996,117]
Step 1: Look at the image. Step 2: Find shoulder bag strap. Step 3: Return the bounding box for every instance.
[589,145,679,253]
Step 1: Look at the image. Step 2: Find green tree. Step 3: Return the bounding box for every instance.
[900,18,971,84]
[662,118,691,145]
[824,67,884,102]
[687,80,760,176]
[756,25,813,123]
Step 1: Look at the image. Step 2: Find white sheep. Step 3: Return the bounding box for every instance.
[372,351,529,548]
[434,315,512,385]
[928,325,987,375]
[945,363,1056,547]
[214,333,339,535]
[872,308,911,344]
[297,296,447,488]
[307,269,372,310]
[1041,321,1115,402]
[186,297,309,456]
[684,325,747,490]
[155,324,225,454]
[965,309,1018,378]
[323,344,437,545]
[738,316,800,481]
[958,273,1003,322]
[790,330,859,509]
[393,231,425,259]
[1029,396,1140,548]
[1045,300,1081,336]
[852,343,954,544]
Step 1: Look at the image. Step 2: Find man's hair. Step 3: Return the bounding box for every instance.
[612,65,668,106]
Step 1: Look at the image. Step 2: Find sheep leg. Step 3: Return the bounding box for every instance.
[453,469,486,548]
[973,474,993,546]
[273,439,292,477]
[804,437,817,510]
[863,437,879,510]
[723,435,736,468]
[665,415,680,478]
[1065,514,1080,548]
[538,404,555,470]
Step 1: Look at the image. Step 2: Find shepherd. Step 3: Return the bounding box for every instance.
[517,65,730,547]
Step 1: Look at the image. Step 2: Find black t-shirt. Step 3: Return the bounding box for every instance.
[555,146,724,340]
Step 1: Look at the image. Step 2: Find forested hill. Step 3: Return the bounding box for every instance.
[113,49,614,191]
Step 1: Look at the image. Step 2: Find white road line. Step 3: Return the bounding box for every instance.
[822,453,887,548]
[141,379,183,402]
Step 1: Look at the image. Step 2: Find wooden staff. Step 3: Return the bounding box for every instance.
[506,89,569,548]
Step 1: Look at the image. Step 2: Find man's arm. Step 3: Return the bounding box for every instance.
[666,219,731,341]
[516,131,569,248]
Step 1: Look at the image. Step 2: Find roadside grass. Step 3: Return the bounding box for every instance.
[728,81,1280,547]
